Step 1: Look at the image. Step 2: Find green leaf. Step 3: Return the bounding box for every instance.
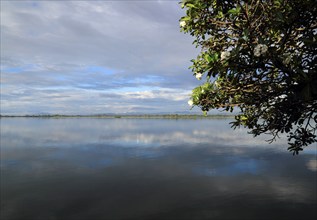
[180,16,191,21]
[204,53,212,62]
[217,11,224,18]
[242,29,249,41]
[241,115,248,121]
[186,3,197,9]
[227,7,241,15]
[211,53,219,62]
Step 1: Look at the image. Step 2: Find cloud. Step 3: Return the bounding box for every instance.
[1,0,202,115]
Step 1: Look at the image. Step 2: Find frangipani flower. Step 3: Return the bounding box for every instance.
[188,99,194,107]
[254,44,268,57]
[220,51,231,61]
[180,21,186,28]
[195,73,202,80]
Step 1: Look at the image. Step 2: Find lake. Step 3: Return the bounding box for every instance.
[1,118,316,220]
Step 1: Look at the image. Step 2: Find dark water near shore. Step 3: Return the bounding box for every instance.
[1,118,316,220]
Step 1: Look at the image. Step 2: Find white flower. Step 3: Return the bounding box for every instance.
[180,21,186,28]
[188,99,194,107]
[195,73,202,80]
[220,51,231,61]
[253,44,268,57]
[201,89,204,93]
[278,94,287,99]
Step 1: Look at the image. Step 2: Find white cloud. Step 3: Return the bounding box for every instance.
[1,0,201,115]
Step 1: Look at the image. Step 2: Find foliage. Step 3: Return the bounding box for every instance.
[180,0,317,154]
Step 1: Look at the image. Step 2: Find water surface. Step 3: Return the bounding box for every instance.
[1,118,316,220]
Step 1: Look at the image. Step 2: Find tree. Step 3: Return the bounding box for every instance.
[180,0,317,154]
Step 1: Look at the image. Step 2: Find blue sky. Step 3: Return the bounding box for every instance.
[1,0,205,115]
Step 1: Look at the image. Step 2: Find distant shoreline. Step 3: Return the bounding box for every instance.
[0,114,235,119]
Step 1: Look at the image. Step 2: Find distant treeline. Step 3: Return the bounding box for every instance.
[0,114,235,119]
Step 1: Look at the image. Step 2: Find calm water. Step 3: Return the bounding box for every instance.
[1,118,316,220]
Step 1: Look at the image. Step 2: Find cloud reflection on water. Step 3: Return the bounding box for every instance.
[1,118,316,220]
[306,159,317,172]
[1,118,287,149]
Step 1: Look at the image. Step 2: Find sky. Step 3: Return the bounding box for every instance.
[1,0,205,115]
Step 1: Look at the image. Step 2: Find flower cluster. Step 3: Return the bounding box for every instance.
[220,51,231,61]
[253,44,268,57]
[179,21,186,28]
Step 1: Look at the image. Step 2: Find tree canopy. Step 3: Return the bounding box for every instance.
[180,0,317,154]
